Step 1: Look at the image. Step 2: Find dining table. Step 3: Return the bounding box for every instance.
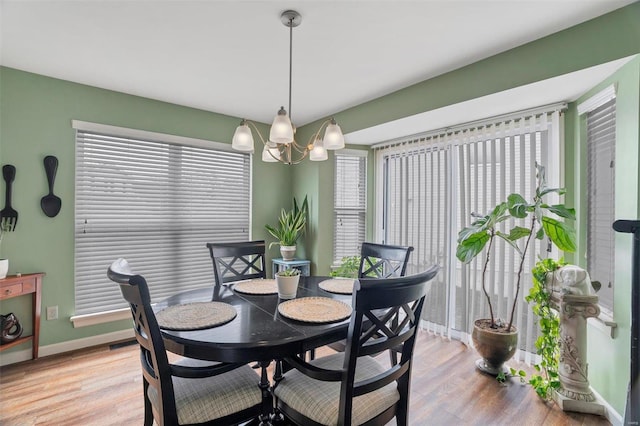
[154,275,356,424]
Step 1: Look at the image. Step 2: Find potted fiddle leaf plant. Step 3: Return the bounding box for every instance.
[265,196,308,261]
[456,163,577,375]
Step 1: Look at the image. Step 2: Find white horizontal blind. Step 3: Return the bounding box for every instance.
[586,98,616,313]
[75,129,251,315]
[375,108,561,357]
[334,152,367,264]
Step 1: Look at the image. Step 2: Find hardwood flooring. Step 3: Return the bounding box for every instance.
[0,330,610,425]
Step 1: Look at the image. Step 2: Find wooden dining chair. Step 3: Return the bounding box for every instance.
[107,258,263,426]
[328,242,415,358]
[359,242,414,278]
[206,240,267,286]
[273,265,439,426]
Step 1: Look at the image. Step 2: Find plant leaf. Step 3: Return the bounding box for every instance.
[542,216,577,252]
[456,232,490,263]
[507,193,529,218]
[544,204,576,220]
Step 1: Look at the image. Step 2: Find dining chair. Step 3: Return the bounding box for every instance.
[273,265,439,426]
[107,258,263,426]
[328,242,415,359]
[359,242,414,278]
[206,240,267,286]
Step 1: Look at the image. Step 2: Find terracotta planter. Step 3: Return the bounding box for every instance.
[280,245,296,261]
[471,318,518,375]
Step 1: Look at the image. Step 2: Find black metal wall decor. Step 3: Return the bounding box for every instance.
[613,219,639,426]
[1,312,23,344]
[41,155,61,217]
[0,165,18,231]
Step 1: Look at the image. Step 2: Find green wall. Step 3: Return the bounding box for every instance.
[0,67,291,347]
[566,57,640,416]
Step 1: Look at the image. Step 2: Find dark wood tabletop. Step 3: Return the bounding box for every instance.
[157,276,353,363]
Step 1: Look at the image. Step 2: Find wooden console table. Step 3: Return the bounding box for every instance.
[0,273,44,360]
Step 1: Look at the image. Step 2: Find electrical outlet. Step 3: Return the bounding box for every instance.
[46,306,58,320]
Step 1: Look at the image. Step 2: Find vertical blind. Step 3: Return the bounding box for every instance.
[374,108,563,358]
[586,98,616,313]
[74,125,251,315]
[334,152,367,264]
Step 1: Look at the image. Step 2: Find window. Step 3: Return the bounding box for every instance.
[581,88,616,314]
[374,107,563,358]
[333,151,367,264]
[73,121,251,316]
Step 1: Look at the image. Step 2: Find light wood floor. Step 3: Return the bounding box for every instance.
[0,330,610,426]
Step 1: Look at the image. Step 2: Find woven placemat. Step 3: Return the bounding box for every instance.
[319,278,355,295]
[156,302,237,331]
[278,297,352,323]
[232,279,278,295]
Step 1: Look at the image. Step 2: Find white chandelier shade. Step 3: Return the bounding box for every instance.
[262,144,281,162]
[230,10,344,165]
[309,137,328,161]
[231,122,255,152]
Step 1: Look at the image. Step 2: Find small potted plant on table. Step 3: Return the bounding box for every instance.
[275,268,301,299]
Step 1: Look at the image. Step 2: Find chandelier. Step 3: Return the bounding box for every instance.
[231,10,344,164]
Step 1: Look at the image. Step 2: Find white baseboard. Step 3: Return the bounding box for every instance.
[0,329,134,367]
[591,386,623,426]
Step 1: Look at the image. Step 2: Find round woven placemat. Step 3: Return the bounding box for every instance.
[278,297,352,323]
[232,279,278,295]
[319,278,355,295]
[156,302,237,331]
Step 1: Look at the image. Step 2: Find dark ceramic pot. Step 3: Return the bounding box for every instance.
[471,318,518,375]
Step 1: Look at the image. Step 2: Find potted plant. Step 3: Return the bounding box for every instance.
[275,268,301,299]
[0,221,10,279]
[456,163,577,375]
[330,256,361,279]
[265,196,308,260]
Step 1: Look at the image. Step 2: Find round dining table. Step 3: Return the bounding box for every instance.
[156,275,355,425]
[156,275,354,363]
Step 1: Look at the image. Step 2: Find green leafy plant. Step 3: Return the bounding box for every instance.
[330,256,361,278]
[276,268,301,277]
[510,257,565,399]
[456,163,577,332]
[265,196,308,248]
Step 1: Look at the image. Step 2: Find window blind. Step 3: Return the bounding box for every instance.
[586,98,616,313]
[74,127,251,315]
[375,108,562,359]
[334,152,367,264]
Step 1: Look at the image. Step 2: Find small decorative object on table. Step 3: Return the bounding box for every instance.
[275,268,300,299]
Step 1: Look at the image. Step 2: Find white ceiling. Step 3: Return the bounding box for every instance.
[1,0,636,144]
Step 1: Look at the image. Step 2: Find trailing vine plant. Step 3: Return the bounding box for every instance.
[510,257,565,399]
